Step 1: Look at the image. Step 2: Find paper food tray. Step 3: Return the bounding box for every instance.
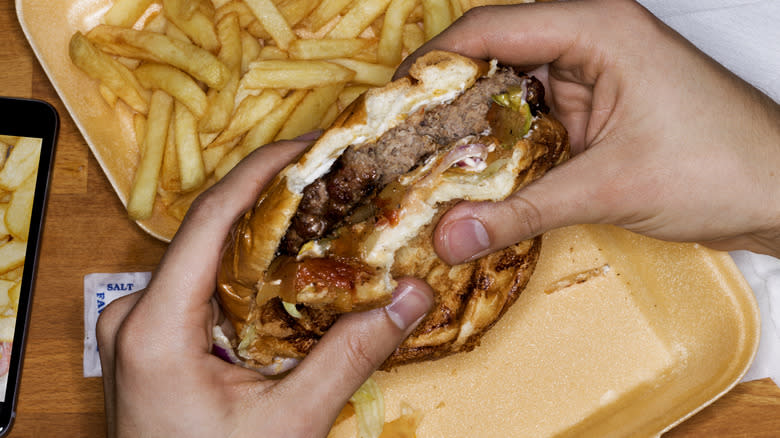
[330,225,759,437]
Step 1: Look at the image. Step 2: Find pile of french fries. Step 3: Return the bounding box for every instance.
[69,0,530,224]
[0,136,41,333]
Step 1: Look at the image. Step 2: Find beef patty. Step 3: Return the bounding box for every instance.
[280,68,546,254]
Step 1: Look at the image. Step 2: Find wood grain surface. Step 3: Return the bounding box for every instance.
[2,1,779,436]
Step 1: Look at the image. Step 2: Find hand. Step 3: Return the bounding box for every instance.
[398,0,780,261]
[96,140,434,438]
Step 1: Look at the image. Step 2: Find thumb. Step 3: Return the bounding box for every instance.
[434,151,627,265]
[276,278,434,420]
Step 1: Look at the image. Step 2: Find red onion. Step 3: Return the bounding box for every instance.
[436,143,488,174]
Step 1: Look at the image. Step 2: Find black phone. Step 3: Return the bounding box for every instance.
[0,97,58,436]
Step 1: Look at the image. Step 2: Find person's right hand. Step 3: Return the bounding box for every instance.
[398,0,780,261]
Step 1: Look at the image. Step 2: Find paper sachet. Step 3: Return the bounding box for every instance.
[83,272,152,377]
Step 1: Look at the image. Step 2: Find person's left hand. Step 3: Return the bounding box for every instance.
[96,139,434,438]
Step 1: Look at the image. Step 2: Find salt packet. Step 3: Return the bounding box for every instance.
[83,272,152,377]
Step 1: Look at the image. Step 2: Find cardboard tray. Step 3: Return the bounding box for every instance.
[332,225,759,437]
[17,1,760,435]
[17,0,180,241]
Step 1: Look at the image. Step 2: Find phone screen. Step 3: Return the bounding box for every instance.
[0,97,58,435]
[0,133,44,399]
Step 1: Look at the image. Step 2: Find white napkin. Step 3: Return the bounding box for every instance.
[638,0,780,103]
[731,252,780,385]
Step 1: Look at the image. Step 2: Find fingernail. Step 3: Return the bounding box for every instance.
[384,281,432,331]
[442,218,491,264]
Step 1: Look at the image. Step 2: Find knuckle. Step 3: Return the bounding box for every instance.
[506,195,544,239]
[342,331,381,377]
[185,188,223,223]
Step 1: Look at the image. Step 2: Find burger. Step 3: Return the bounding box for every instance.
[215,50,570,375]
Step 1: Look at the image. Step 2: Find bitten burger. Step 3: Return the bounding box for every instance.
[215,50,570,375]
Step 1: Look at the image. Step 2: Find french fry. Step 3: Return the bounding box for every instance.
[0,137,42,192]
[199,13,242,132]
[215,13,243,72]
[258,46,289,60]
[213,146,247,181]
[319,103,341,129]
[240,31,262,74]
[99,83,119,108]
[276,0,319,27]
[0,241,26,275]
[242,60,355,89]
[69,32,150,114]
[246,20,272,40]
[275,84,345,140]
[199,0,217,18]
[0,143,8,170]
[174,102,206,191]
[352,38,380,63]
[211,90,283,146]
[203,139,240,175]
[128,90,174,220]
[328,58,394,86]
[162,2,220,52]
[0,280,12,311]
[240,89,307,153]
[377,0,417,66]
[402,22,425,53]
[160,118,181,192]
[5,173,37,241]
[87,25,231,89]
[243,0,296,50]
[407,3,424,23]
[134,113,147,154]
[0,205,10,241]
[163,0,200,20]
[421,0,452,40]
[449,0,464,18]
[327,0,393,39]
[143,11,169,34]
[289,38,369,60]
[167,177,216,220]
[307,0,356,32]
[134,63,209,119]
[165,20,194,43]
[103,0,157,27]
[215,1,257,28]
[8,281,20,313]
[0,267,23,282]
[337,85,370,110]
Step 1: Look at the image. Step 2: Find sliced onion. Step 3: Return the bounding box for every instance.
[256,357,301,376]
[212,325,301,376]
[436,143,488,175]
[212,325,242,365]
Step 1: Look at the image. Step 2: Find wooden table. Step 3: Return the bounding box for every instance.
[2,1,779,436]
